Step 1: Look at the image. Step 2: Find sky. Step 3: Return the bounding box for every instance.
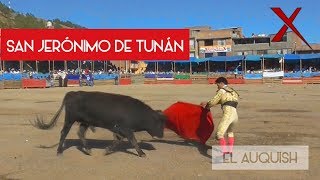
[2,0,319,43]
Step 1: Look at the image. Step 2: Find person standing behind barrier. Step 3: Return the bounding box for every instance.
[63,72,68,87]
[58,75,63,87]
[200,77,239,158]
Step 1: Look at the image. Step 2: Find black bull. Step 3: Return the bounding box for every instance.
[31,91,168,157]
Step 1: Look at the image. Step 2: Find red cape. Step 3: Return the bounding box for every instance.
[163,101,214,144]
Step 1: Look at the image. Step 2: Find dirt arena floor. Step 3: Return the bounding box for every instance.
[0,84,319,180]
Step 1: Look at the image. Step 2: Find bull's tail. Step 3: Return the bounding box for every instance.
[30,97,66,130]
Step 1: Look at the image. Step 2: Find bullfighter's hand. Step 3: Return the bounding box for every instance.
[200,102,207,108]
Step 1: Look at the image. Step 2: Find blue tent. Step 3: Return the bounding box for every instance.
[263,54,283,59]
[284,54,300,61]
[129,53,320,64]
[284,53,320,61]
[207,55,244,62]
[143,60,174,63]
[245,55,261,61]
[167,57,209,63]
[299,53,320,60]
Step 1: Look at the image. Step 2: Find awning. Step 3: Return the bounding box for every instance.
[245,55,261,61]
[263,54,283,59]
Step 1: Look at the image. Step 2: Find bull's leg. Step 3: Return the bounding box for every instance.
[77,123,91,155]
[57,122,73,155]
[123,130,146,157]
[105,133,124,155]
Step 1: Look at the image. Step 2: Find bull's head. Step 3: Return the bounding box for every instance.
[150,110,167,139]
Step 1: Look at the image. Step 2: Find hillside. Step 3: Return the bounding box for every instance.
[0,2,85,29]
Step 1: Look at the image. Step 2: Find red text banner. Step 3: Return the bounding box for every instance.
[0,29,190,61]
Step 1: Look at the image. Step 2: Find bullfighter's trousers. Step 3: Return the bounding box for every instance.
[215,106,238,140]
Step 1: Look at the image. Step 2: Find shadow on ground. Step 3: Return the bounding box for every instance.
[145,139,212,159]
[38,139,157,157]
[37,138,213,159]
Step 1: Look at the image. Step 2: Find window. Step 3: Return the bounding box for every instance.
[236,52,243,56]
[218,40,226,46]
[257,50,268,55]
[189,39,195,49]
[205,53,214,58]
[255,37,270,44]
[268,50,277,54]
[191,30,199,37]
[244,51,252,55]
[277,50,282,54]
[217,52,226,56]
[204,40,213,46]
[282,49,288,54]
[281,35,287,42]
[233,38,255,45]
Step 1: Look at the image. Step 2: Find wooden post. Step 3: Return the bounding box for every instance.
[224,60,227,74]
[204,61,207,72]
[124,60,127,78]
[19,61,21,73]
[156,62,159,74]
[48,61,51,72]
[19,61,23,73]
[36,61,39,73]
[52,61,55,72]
[262,56,265,72]
[241,59,244,74]
[300,59,302,77]
[244,58,247,75]
[64,60,67,72]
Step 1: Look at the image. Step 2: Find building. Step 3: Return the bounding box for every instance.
[232,31,302,55]
[188,26,243,58]
[296,44,320,54]
[188,26,319,57]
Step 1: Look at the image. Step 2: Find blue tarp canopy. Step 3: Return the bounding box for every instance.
[208,55,244,62]
[144,60,174,63]
[245,55,261,61]
[263,54,283,59]
[284,53,320,61]
[299,53,320,60]
[284,54,300,61]
[245,54,283,61]
[136,53,320,63]
[190,57,209,62]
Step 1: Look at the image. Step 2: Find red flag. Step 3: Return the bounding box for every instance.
[163,101,214,144]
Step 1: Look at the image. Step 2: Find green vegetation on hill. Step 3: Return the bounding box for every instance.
[0,2,85,28]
